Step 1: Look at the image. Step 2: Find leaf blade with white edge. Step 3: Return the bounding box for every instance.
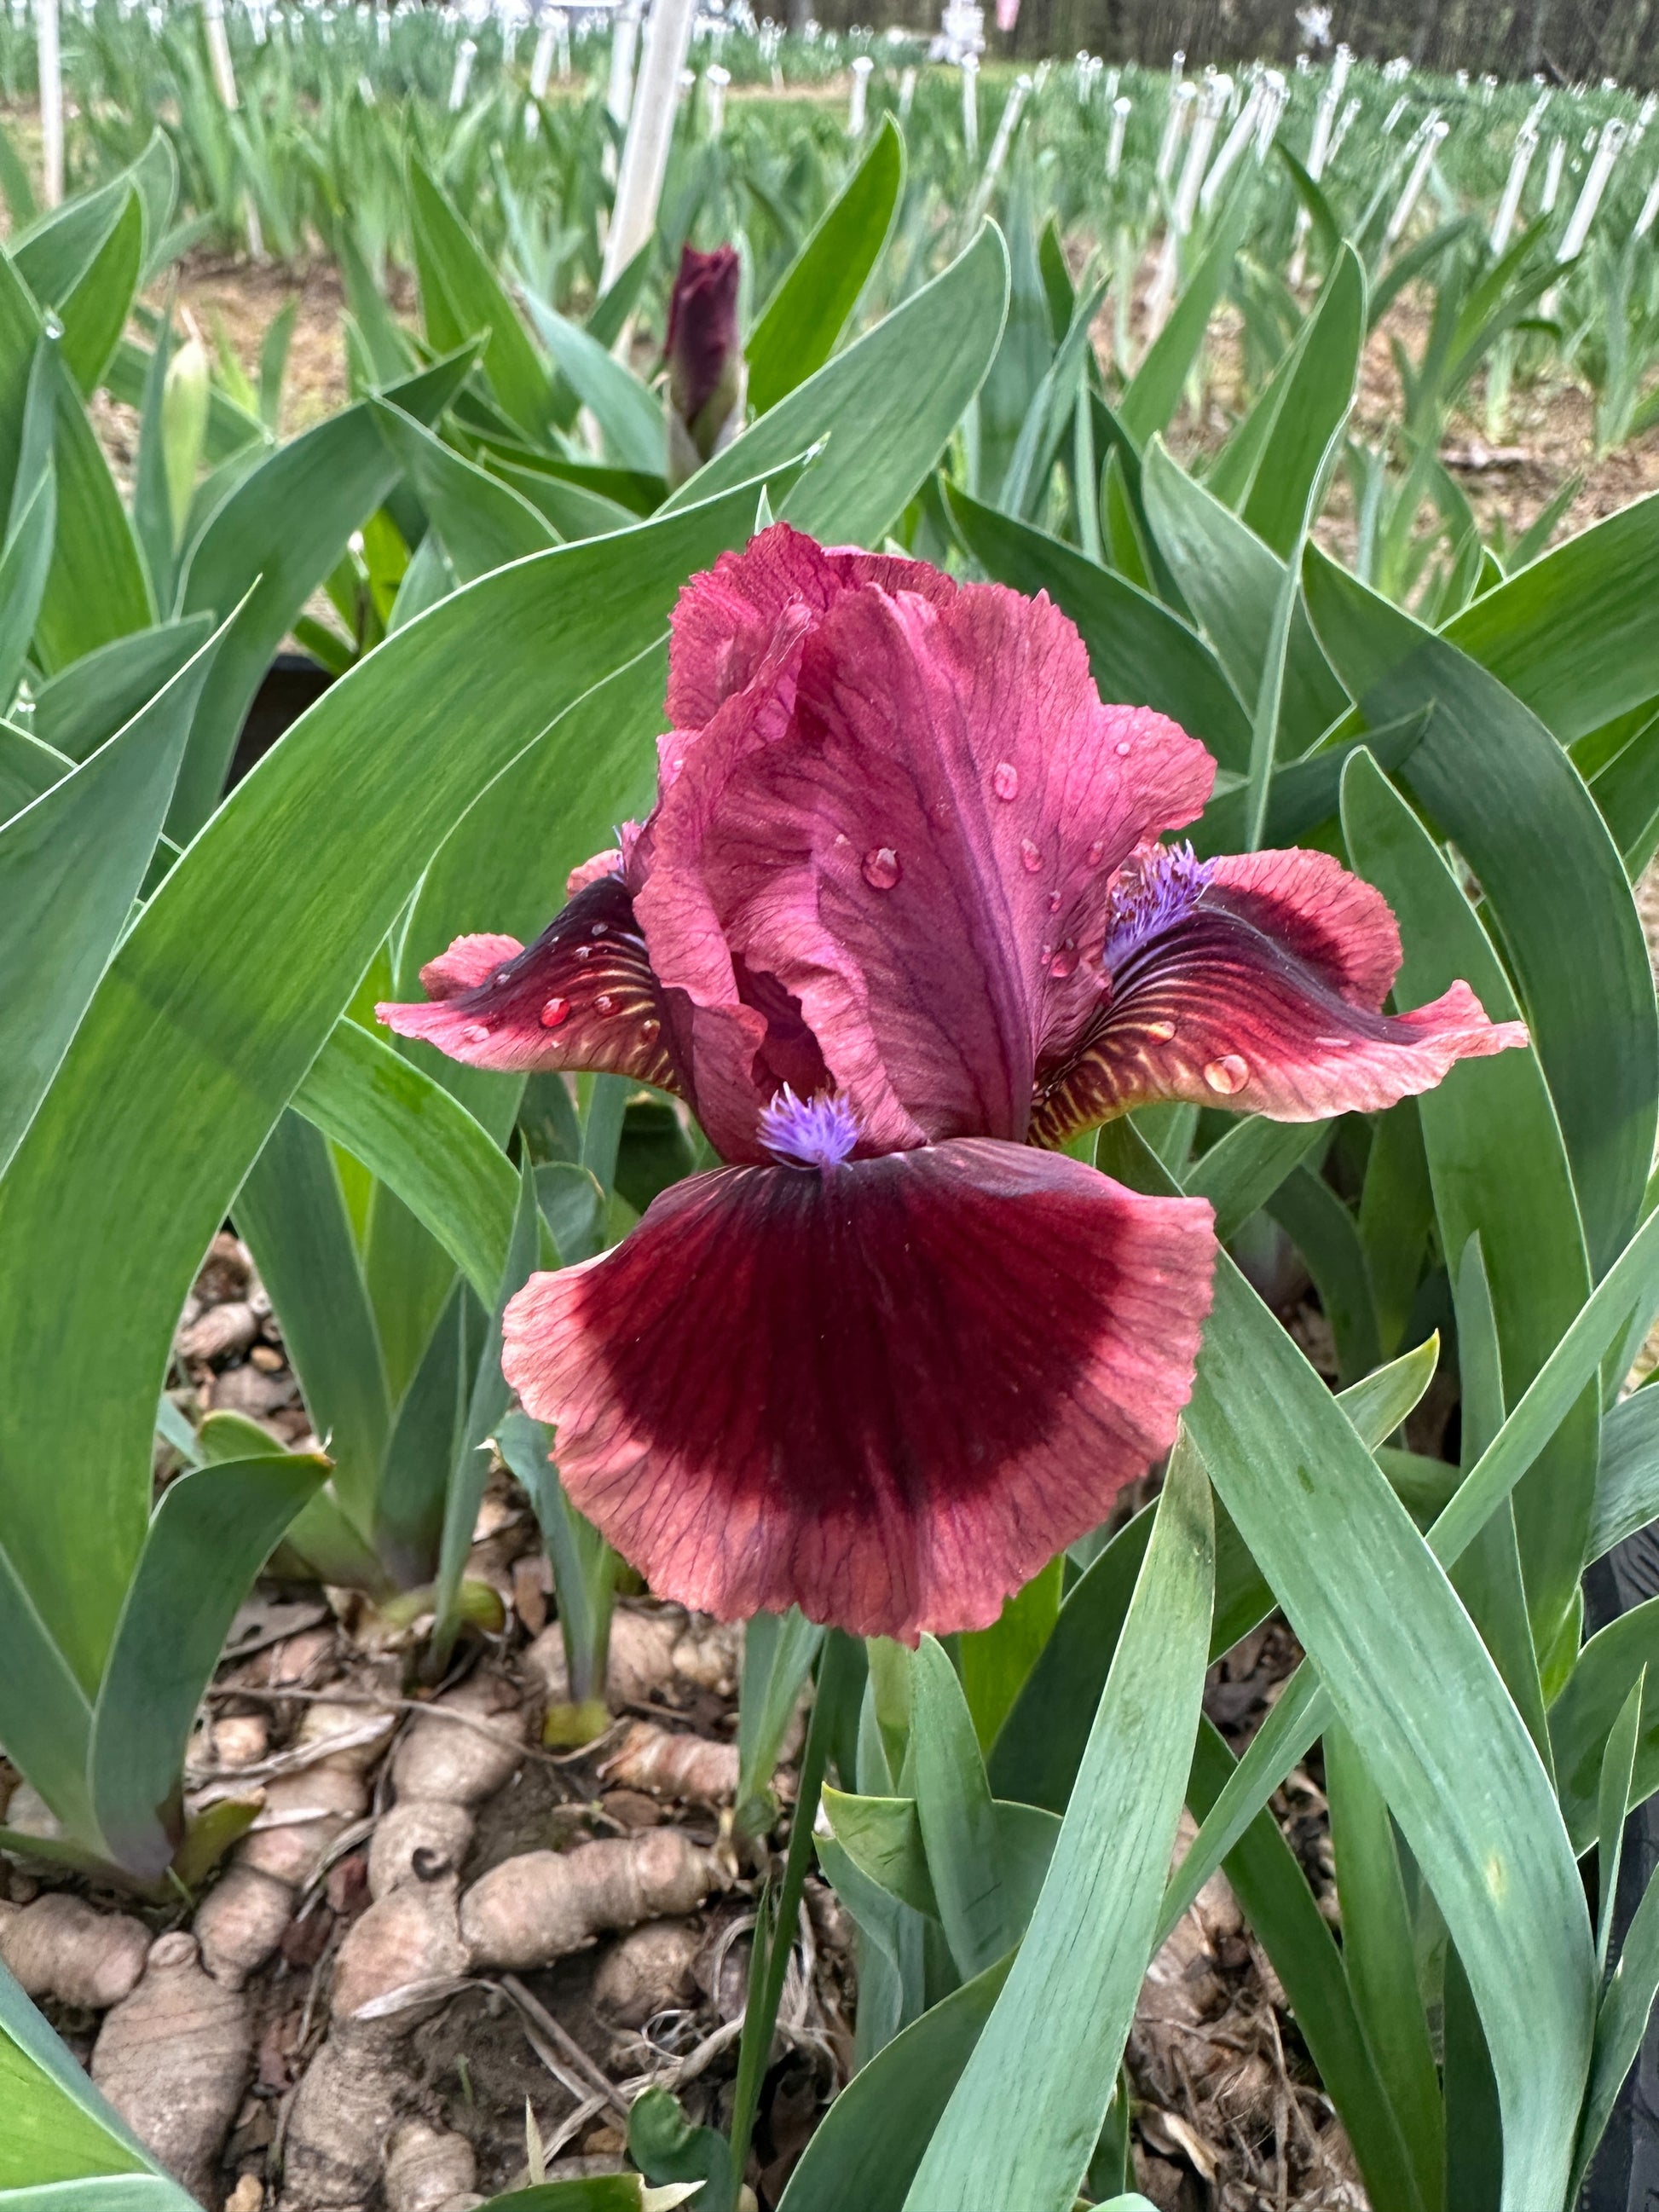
[1574,1859,1659,2195]
[1598,1671,1645,1967]
[777,1959,1013,2212]
[911,1635,1014,1980]
[904,1440,1213,2212]
[293,1019,519,1308]
[520,292,668,476]
[1588,1388,1659,1567]
[668,222,1009,549]
[1187,1256,1593,2212]
[0,474,789,1696]
[0,613,222,1179]
[87,1449,329,1879]
[171,343,480,838]
[0,1967,180,2192]
[747,114,905,416]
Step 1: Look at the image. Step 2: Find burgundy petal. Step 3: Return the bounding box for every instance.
[660,571,1212,1148]
[1032,845,1528,1142]
[1205,849,1403,1008]
[631,603,823,1158]
[501,1139,1216,1643]
[375,873,681,1090]
[664,522,958,728]
[665,244,743,430]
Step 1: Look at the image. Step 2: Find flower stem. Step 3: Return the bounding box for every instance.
[725,1630,860,2193]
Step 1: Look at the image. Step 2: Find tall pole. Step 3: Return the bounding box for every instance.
[37,0,61,210]
[604,0,696,286]
[204,0,239,109]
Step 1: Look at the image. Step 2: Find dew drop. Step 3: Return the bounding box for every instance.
[640,1018,661,1040]
[594,993,616,1014]
[1204,1053,1249,1094]
[493,967,513,987]
[991,759,1020,801]
[1020,838,1043,875]
[1115,740,1132,757]
[42,310,62,341]
[1048,940,1078,979]
[862,846,902,891]
[1315,1034,1355,1048]
[1046,889,1062,915]
[590,922,608,939]
[1085,840,1106,869]
[539,996,569,1030]
[1147,1019,1176,1042]
[460,1022,490,1046]
[573,944,592,962]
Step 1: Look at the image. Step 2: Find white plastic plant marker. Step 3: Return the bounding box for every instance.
[37,0,62,209]
[847,52,872,136]
[604,0,697,286]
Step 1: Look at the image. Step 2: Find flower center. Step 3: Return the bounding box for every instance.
[758,1086,861,1171]
[1104,841,1214,972]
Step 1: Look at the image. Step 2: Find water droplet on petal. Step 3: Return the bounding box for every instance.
[1047,889,1062,914]
[1147,1019,1176,1042]
[590,922,608,938]
[539,997,569,1029]
[1115,740,1132,757]
[573,945,592,962]
[992,759,1020,801]
[862,846,901,890]
[1048,941,1078,979]
[493,968,513,987]
[42,311,62,341]
[1315,1034,1355,1048]
[460,1022,489,1046]
[1086,840,1106,869]
[594,993,616,1014]
[1020,838,1043,875]
[1204,1054,1250,1094]
[640,1018,661,1040]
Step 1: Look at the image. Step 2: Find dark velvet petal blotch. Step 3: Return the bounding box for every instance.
[502,1139,1216,1643]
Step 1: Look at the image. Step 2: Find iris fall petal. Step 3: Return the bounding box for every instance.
[376,873,681,1089]
[1032,844,1528,1141]
[501,1138,1216,1643]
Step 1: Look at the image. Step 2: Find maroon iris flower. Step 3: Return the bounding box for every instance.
[379,526,1525,1642]
[664,243,745,486]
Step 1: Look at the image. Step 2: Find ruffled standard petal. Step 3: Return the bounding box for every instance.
[679,575,1213,1148]
[1032,844,1528,1142]
[633,601,828,1158]
[665,521,958,727]
[375,873,682,1090]
[501,1139,1216,1642]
